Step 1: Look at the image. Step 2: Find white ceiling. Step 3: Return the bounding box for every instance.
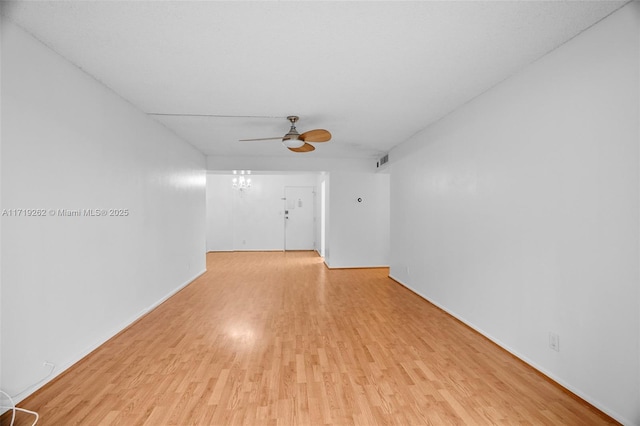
[1,1,628,160]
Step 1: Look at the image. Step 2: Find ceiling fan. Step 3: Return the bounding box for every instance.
[239,116,331,152]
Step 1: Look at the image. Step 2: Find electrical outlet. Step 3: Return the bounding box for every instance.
[549,332,560,352]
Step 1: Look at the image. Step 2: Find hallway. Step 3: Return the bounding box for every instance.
[11,252,615,425]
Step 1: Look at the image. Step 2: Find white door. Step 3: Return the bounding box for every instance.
[284,186,315,250]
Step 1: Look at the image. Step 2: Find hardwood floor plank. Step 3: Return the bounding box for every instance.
[5,251,619,425]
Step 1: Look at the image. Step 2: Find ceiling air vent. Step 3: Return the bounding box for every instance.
[377,154,389,168]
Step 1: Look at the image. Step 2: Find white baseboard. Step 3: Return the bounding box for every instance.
[387,274,632,426]
[325,264,389,269]
[7,269,206,407]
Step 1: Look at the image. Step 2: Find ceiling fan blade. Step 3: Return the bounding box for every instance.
[299,129,331,142]
[288,143,315,153]
[238,137,283,141]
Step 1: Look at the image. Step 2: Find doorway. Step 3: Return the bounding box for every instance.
[284,186,315,250]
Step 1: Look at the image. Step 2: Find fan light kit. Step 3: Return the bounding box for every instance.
[239,115,331,152]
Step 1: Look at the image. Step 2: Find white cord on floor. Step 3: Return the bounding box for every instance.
[0,390,39,426]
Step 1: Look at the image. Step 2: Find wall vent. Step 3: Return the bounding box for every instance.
[377,154,389,168]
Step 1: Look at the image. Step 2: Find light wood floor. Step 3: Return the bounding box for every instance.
[8,251,616,425]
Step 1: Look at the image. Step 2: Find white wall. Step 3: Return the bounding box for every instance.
[206,174,235,251]
[389,4,639,424]
[326,172,390,268]
[1,20,206,403]
[206,173,318,251]
[316,174,327,257]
